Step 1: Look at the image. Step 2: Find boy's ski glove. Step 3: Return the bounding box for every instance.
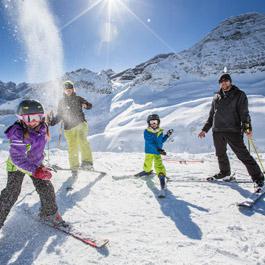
[157,148,167,155]
[33,166,52,180]
[166,129,174,137]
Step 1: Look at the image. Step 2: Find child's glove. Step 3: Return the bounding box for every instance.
[33,166,52,180]
[166,129,174,137]
[157,148,167,155]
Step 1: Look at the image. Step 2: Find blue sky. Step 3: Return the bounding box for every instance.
[0,0,265,83]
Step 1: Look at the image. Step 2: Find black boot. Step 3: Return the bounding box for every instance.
[254,176,264,193]
[158,174,166,189]
[207,172,232,181]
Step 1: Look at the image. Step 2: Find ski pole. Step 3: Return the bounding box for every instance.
[248,138,251,152]
[248,137,265,173]
[57,121,63,148]
[47,140,50,164]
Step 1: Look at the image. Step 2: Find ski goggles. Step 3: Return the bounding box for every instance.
[149,120,159,125]
[64,83,74,90]
[17,113,45,124]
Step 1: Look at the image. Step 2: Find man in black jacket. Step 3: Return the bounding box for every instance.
[49,81,93,176]
[198,73,264,191]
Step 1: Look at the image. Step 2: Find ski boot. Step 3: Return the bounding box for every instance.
[134,170,153,177]
[207,172,234,182]
[71,170,78,178]
[40,211,69,228]
[158,173,166,198]
[80,161,94,171]
[254,178,264,193]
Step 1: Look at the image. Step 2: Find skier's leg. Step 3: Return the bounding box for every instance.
[64,127,79,171]
[227,133,264,183]
[143,154,154,173]
[77,122,93,167]
[213,132,231,177]
[154,155,166,189]
[30,176,58,217]
[0,171,24,229]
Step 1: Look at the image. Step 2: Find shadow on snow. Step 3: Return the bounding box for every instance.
[144,176,208,240]
[0,172,108,265]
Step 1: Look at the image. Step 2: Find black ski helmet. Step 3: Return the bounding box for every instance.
[219,73,232,84]
[17,100,44,115]
[147,114,160,125]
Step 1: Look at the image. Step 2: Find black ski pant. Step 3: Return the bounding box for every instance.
[213,132,263,182]
[0,170,58,229]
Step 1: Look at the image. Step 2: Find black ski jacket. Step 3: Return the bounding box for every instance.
[202,85,251,133]
[51,93,92,130]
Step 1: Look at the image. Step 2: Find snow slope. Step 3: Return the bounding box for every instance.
[0,150,265,265]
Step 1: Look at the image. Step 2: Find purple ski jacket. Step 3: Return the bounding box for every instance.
[5,122,47,174]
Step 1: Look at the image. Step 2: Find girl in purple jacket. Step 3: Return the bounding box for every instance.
[0,100,65,229]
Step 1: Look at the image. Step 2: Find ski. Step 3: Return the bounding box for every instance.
[134,170,155,177]
[237,186,265,208]
[43,221,109,248]
[112,173,252,184]
[164,158,204,164]
[112,171,156,181]
[50,164,107,176]
[23,208,109,248]
[166,177,252,183]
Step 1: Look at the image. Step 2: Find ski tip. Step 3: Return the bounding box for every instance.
[236,202,253,209]
[206,177,215,182]
[95,239,109,248]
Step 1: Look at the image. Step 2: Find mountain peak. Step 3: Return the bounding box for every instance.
[178,12,265,76]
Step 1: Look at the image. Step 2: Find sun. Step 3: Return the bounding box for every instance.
[104,0,124,17]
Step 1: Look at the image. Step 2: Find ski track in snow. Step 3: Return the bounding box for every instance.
[0,151,265,265]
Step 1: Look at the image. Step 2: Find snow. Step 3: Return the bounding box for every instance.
[0,150,265,265]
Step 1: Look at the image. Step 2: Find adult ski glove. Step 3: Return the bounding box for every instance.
[157,148,167,155]
[243,122,252,133]
[33,166,52,180]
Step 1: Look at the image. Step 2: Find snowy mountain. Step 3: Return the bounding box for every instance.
[89,13,265,153]
[114,12,265,82]
[1,12,265,153]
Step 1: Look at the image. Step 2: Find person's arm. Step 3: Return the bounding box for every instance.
[162,129,173,142]
[79,96,92,109]
[156,131,167,155]
[237,91,252,136]
[202,99,215,133]
[7,127,38,174]
[48,101,63,126]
